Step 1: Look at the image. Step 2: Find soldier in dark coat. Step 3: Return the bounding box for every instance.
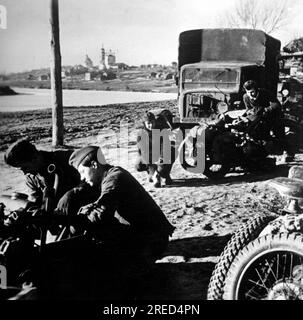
[242,80,294,162]
[3,138,98,227]
[69,145,175,265]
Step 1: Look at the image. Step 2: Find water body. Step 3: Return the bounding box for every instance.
[0,87,177,112]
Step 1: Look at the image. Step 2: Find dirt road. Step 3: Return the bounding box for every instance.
[0,101,300,299]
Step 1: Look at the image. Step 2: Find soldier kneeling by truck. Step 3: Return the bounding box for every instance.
[241,80,295,163]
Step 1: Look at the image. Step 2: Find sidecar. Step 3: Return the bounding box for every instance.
[208,165,303,300]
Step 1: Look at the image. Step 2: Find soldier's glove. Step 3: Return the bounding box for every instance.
[55,189,77,216]
[78,203,106,224]
[86,206,106,224]
[78,203,96,216]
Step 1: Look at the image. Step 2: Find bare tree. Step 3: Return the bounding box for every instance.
[221,0,290,34]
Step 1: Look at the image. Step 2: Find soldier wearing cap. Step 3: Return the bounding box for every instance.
[3,138,98,226]
[69,145,175,265]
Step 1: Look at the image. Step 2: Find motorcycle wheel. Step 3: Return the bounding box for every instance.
[207,213,277,300]
[223,233,303,300]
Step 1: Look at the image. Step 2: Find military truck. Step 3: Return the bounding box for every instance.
[174,28,281,126]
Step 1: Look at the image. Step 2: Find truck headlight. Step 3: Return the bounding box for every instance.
[217,101,228,114]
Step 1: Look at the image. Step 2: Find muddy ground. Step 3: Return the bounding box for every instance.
[0,100,301,300]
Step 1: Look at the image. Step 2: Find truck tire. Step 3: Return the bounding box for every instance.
[207,213,277,300]
[223,233,303,300]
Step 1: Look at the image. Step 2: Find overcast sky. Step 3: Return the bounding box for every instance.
[0,0,302,73]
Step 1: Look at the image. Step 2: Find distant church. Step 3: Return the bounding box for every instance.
[99,46,117,70]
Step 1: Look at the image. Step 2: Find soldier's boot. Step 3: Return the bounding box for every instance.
[152,172,161,188]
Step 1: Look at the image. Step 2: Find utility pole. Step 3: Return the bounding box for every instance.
[50,0,63,147]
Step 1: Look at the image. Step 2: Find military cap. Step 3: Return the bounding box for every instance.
[69,145,107,169]
[4,138,37,167]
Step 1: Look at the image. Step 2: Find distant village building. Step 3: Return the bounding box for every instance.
[61,71,68,79]
[74,64,87,71]
[107,50,116,66]
[150,72,157,78]
[165,72,174,80]
[85,54,94,69]
[38,74,50,81]
[99,46,118,70]
[84,72,92,81]
[99,47,107,70]
[116,63,129,70]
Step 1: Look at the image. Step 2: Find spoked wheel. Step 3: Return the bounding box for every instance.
[223,233,303,300]
[207,213,277,300]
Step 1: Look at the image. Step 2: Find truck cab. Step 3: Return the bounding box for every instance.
[177,61,267,123]
[175,28,281,126]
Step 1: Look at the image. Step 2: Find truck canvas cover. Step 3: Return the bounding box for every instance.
[178,28,281,93]
[178,28,281,69]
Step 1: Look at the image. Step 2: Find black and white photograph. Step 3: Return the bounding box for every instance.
[0,0,303,310]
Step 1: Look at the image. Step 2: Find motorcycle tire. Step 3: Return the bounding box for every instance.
[207,213,277,300]
[223,233,303,300]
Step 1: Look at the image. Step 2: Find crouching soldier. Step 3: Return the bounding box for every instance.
[135,109,176,188]
[3,138,98,234]
[68,145,175,271]
[242,80,294,162]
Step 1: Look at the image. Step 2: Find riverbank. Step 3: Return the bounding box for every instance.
[0,78,178,93]
[0,87,177,112]
[0,100,177,151]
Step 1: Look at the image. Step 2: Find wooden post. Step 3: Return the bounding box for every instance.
[50,0,63,147]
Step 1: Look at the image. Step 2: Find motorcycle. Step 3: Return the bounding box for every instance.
[178,113,277,180]
[207,165,303,300]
